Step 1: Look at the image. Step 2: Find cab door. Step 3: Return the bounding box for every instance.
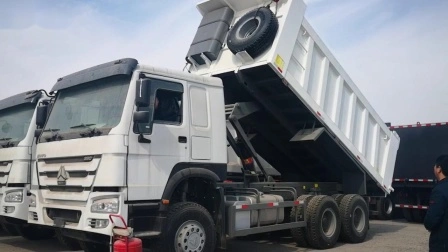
[127,75,189,201]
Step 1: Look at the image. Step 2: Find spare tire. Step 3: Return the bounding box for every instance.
[227,7,279,59]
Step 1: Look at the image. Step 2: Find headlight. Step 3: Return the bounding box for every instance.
[5,190,23,203]
[29,194,36,207]
[91,197,119,213]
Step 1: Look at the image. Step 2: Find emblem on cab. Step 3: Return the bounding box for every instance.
[57,166,70,185]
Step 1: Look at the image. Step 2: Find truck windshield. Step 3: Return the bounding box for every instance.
[0,104,35,148]
[39,75,130,143]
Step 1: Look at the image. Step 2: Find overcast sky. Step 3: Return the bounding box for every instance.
[0,0,447,125]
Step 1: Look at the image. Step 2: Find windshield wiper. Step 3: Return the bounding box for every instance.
[0,141,15,148]
[0,138,12,141]
[43,129,63,142]
[70,123,96,129]
[80,128,103,138]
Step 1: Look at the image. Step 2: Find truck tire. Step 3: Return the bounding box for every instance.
[339,194,369,243]
[56,229,81,250]
[412,209,426,223]
[290,195,314,247]
[403,209,413,222]
[155,202,215,252]
[331,194,344,205]
[305,195,341,249]
[377,197,393,220]
[79,241,109,252]
[0,222,19,236]
[16,224,55,240]
[227,7,279,59]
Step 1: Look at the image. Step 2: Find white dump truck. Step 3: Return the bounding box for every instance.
[0,90,55,239]
[28,0,399,251]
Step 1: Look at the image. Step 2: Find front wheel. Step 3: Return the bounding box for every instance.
[154,202,215,252]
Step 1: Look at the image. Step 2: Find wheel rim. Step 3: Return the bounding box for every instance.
[321,208,337,238]
[175,220,206,252]
[236,17,260,40]
[353,206,366,232]
[384,198,393,215]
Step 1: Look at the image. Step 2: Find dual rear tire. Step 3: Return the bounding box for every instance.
[291,194,369,249]
[291,195,341,249]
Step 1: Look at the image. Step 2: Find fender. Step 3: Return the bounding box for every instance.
[160,166,223,211]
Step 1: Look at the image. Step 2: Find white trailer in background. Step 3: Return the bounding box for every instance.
[28,0,399,251]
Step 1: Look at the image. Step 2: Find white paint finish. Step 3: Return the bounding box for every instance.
[36,135,127,159]
[323,64,339,121]
[126,75,190,201]
[2,187,29,221]
[192,0,306,77]
[190,87,209,128]
[94,154,127,187]
[29,190,127,237]
[193,0,399,192]
[0,92,48,220]
[191,136,212,160]
[0,163,12,185]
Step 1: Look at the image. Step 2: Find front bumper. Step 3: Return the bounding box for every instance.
[28,190,127,237]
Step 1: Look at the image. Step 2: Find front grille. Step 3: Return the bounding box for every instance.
[46,208,82,223]
[39,170,95,178]
[45,186,88,192]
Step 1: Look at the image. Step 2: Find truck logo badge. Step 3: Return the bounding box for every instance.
[57,166,69,185]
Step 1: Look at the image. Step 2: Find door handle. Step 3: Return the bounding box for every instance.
[178,136,187,143]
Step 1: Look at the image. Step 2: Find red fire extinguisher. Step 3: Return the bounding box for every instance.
[109,214,142,252]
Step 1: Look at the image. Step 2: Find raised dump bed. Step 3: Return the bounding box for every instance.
[188,0,400,194]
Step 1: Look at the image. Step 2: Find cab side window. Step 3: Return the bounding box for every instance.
[153,89,182,124]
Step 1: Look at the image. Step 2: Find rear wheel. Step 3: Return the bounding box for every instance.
[290,195,314,247]
[16,224,55,240]
[56,229,81,250]
[377,197,393,220]
[331,194,344,206]
[305,195,341,249]
[339,194,369,243]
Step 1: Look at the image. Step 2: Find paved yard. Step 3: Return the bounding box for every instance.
[0,220,429,252]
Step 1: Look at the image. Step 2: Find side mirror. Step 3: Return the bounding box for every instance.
[135,79,151,107]
[36,105,48,128]
[133,111,150,124]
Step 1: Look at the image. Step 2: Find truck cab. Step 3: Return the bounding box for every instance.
[29,59,227,250]
[0,90,55,239]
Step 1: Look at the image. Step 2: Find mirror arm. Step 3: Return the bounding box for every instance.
[138,134,151,144]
